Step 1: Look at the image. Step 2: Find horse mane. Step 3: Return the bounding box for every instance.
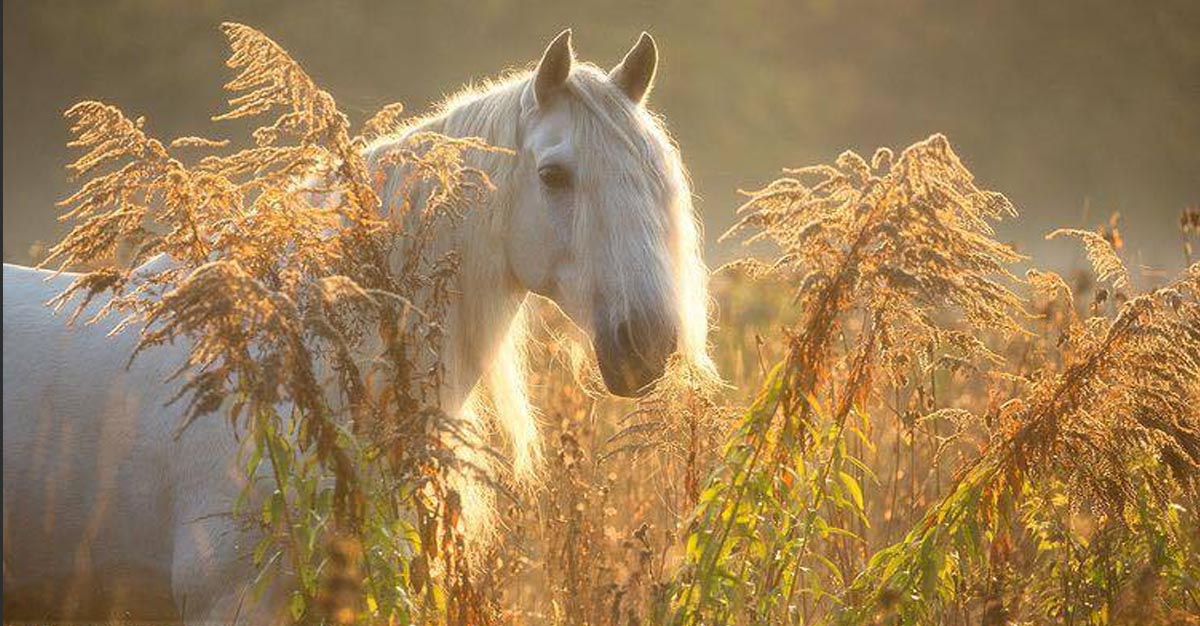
[362,60,713,501]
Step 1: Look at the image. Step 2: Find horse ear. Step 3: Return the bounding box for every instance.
[534,29,573,107]
[609,32,658,105]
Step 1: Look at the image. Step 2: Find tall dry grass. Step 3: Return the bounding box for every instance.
[45,23,507,624]
[41,22,1199,626]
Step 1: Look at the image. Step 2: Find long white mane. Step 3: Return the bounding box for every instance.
[363,62,712,506]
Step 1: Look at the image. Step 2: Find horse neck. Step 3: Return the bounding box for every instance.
[439,213,526,414]
[399,104,529,415]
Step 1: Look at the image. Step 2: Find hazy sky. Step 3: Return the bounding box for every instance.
[4,0,1197,273]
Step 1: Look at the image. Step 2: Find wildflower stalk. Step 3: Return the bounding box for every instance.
[833,264,1200,625]
[670,135,1026,624]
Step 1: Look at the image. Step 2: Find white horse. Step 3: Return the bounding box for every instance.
[3,30,710,624]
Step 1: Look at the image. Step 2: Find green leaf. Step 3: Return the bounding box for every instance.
[839,471,864,510]
[686,531,702,561]
[289,590,306,621]
[813,552,845,585]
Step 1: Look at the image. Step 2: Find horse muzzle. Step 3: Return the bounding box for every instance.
[594,314,677,398]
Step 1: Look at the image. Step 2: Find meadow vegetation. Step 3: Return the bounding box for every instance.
[40,23,1199,625]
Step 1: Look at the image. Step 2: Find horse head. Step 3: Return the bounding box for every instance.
[504,30,710,397]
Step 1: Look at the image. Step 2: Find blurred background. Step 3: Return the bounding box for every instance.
[4,0,1198,271]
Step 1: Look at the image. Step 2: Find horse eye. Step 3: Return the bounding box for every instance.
[538,164,572,190]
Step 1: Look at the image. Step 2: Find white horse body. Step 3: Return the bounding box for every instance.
[4,260,264,619]
[4,249,521,622]
[3,30,709,623]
